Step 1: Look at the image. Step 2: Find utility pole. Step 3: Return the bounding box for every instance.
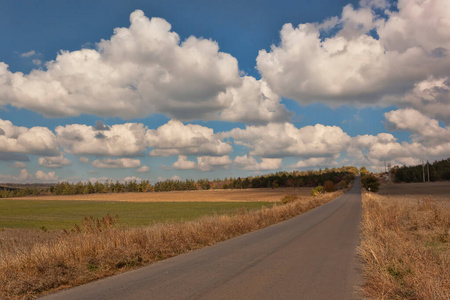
[427,161,430,182]
[388,163,392,182]
[422,161,425,182]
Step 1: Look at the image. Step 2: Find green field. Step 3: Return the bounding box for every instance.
[0,199,272,230]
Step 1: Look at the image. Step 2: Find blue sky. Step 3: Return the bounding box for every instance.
[1,0,449,183]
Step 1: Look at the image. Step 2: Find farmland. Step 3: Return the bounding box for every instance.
[0,187,311,230]
[9,187,311,202]
[0,200,273,230]
[0,188,344,299]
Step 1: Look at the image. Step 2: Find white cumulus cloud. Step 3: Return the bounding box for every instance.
[0,118,59,156]
[56,122,148,157]
[221,122,350,158]
[256,0,450,121]
[172,155,232,171]
[147,120,232,157]
[137,165,150,172]
[0,11,287,124]
[35,170,58,182]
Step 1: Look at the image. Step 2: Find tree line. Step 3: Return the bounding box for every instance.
[0,166,358,198]
[393,158,450,183]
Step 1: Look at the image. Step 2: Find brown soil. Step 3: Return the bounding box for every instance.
[378,181,450,206]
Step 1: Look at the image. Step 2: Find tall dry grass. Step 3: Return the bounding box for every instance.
[360,192,450,299]
[0,191,343,299]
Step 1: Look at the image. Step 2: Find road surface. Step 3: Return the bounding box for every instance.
[42,179,363,300]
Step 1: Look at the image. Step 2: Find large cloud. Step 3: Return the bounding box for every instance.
[0,10,288,123]
[348,127,450,169]
[217,76,292,124]
[385,108,450,146]
[147,120,232,157]
[395,77,450,123]
[221,122,351,158]
[256,0,450,120]
[0,118,59,156]
[56,122,148,156]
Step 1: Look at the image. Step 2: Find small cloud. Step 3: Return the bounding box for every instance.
[92,158,141,169]
[123,176,142,182]
[13,162,27,168]
[89,176,109,183]
[38,154,72,168]
[21,50,36,57]
[32,59,42,66]
[35,170,58,182]
[79,157,90,163]
[137,165,149,172]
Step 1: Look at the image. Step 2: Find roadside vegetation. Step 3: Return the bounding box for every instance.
[0,190,346,299]
[360,189,450,299]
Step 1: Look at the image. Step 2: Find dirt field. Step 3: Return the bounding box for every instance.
[10,187,312,202]
[378,181,450,206]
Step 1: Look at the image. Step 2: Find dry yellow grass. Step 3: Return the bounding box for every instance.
[10,187,312,202]
[360,183,450,299]
[0,190,344,300]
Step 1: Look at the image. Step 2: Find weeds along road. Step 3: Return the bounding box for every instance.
[41,179,363,300]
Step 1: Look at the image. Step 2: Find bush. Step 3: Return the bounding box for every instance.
[361,174,380,192]
[281,194,298,204]
[311,186,323,196]
[323,180,337,192]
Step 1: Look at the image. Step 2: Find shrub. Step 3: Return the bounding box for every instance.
[281,194,298,204]
[311,186,323,196]
[323,180,337,193]
[361,174,380,192]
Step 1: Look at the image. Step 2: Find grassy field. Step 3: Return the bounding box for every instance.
[1,188,315,230]
[360,181,449,299]
[0,200,272,230]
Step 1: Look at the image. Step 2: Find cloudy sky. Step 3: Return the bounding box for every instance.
[1,0,450,184]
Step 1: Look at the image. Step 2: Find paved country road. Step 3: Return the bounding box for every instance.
[41,179,363,300]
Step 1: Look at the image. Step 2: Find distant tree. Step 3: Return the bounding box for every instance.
[361,174,380,192]
[323,180,337,192]
[360,166,370,176]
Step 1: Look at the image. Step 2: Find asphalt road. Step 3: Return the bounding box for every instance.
[41,179,363,300]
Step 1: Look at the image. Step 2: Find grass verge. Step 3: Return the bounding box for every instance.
[360,191,450,299]
[0,191,344,299]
